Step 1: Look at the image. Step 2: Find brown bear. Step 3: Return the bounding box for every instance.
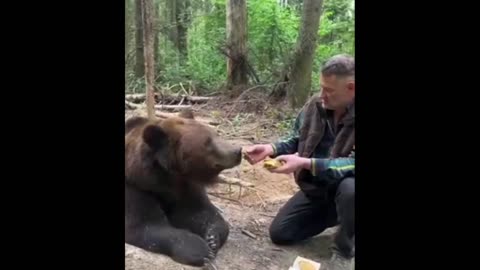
[125,110,242,269]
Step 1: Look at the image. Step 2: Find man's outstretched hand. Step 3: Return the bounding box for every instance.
[269,154,311,174]
[243,144,274,165]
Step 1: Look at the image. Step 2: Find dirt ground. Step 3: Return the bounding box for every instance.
[125,197,339,270]
[125,96,350,270]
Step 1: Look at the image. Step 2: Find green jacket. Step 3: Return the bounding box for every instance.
[271,95,355,196]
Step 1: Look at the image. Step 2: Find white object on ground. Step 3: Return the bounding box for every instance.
[289,256,321,270]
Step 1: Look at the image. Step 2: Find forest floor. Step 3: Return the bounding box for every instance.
[125,91,349,270]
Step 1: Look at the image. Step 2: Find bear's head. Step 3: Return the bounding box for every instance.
[139,110,242,184]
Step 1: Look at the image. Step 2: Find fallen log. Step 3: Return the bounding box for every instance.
[125,100,141,110]
[154,111,217,128]
[155,111,220,126]
[154,104,192,111]
[126,93,213,104]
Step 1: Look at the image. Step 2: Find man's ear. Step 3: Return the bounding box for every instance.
[142,125,168,150]
[178,108,195,119]
[346,81,355,92]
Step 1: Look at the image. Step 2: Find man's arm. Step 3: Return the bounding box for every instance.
[310,149,355,183]
[270,110,304,157]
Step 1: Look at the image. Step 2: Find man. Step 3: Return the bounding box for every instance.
[244,54,355,270]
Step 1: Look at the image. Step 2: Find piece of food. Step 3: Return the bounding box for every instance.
[297,260,316,270]
[292,256,321,270]
[263,158,284,169]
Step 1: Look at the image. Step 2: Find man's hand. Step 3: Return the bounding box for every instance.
[243,144,274,165]
[269,154,311,174]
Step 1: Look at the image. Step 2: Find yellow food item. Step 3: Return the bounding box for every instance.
[298,260,316,270]
[263,158,284,169]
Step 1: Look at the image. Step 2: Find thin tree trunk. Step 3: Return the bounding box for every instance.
[167,0,189,66]
[226,0,248,88]
[125,0,131,64]
[167,0,178,47]
[141,0,156,119]
[154,1,160,77]
[135,0,145,78]
[176,0,189,65]
[126,0,132,86]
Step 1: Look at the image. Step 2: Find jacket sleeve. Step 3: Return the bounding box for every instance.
[270,110,304,157]
[310,148,355,183]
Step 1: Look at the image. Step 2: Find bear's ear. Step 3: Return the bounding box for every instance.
[125,116,148,134]
[142,125,168,150]
[178,108,195,119]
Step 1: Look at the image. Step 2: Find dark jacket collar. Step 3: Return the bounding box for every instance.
[314,97,355,124]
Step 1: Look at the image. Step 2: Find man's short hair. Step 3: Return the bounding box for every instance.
[321,54,355,77]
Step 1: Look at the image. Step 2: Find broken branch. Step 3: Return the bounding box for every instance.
[217,174,254,188]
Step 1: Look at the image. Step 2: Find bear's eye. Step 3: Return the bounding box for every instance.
[204,137,213,147]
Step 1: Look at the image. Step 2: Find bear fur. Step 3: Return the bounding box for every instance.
[125,110,242,268]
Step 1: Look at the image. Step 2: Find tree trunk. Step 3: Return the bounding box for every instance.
[167,0,189,66]
[135,0,145,78]
[176,0,190,65]
[141,0,156,119]
[125,0,131,64]
[126,0,132,86]
[226,0,248,89]
[154,1,160,77]
[167,0,178,48]
[273,0,324,108]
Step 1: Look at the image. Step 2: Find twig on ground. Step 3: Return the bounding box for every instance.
[254,190,266,208]
[241,229,257,240]
[207,191,235,196]
[208,193,242,204]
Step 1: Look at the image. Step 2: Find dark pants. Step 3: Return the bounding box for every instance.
[269,177,355,258]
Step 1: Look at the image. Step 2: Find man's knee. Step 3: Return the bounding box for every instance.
[269,220,297,245]
[336,177,355,203]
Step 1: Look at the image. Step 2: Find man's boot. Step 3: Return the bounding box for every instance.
[324,250,353,270]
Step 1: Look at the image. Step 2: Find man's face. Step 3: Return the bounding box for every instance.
[319,74,355,110]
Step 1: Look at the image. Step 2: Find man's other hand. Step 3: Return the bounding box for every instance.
[269,154,311,174]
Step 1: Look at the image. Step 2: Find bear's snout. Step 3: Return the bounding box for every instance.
[233,147,242,161]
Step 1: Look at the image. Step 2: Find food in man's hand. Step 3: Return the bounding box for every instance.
[263,158,284,169]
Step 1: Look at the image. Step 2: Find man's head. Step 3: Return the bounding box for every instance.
[319,54,355,111]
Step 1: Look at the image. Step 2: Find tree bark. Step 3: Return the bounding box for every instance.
[141,0,156,119]
[226,0,248,88]
[273,0,324,108]
[177,0,190,65]
[154,1,160,71]
[135,0,145,78]
[125,0,131,64]
[167,0,178,48]
[167,0,189,66]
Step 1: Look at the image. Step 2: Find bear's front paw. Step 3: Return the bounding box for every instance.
[170,235,211,267]
[206,234,219,255]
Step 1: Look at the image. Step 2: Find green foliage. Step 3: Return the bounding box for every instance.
[125,0,354,94]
